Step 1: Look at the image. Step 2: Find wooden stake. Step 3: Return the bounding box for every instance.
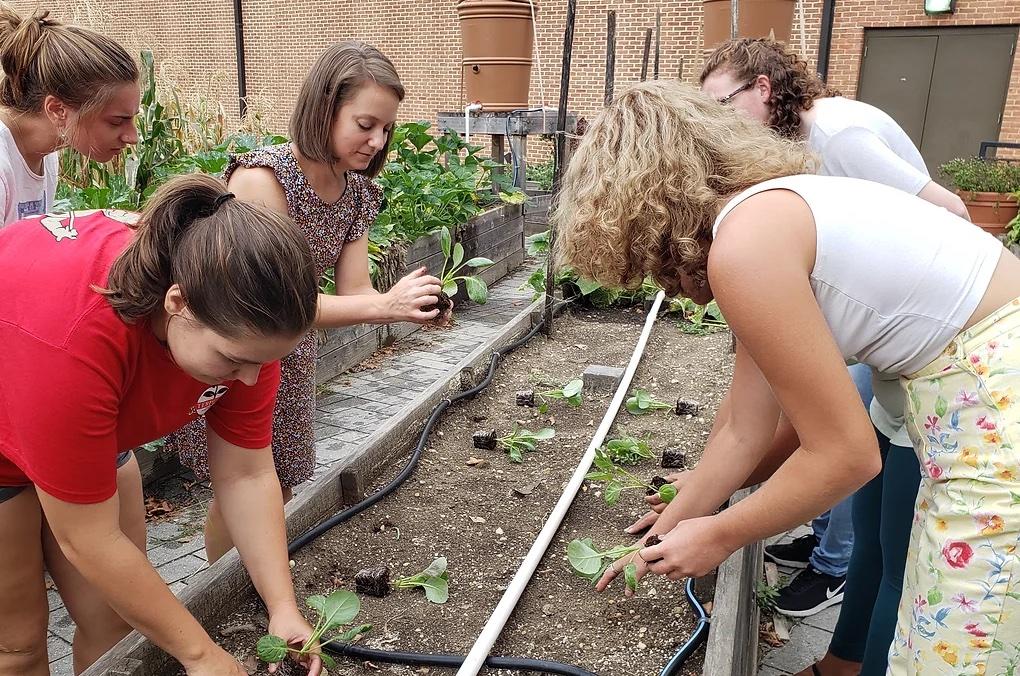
[604,11,616,107]
[640,28,652,81]
[544,0,577,336]
[654,9,661,80]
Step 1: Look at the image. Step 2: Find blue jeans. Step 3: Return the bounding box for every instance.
[807,363,874,577]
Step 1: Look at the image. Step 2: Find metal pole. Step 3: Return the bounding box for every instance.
[730,0,739,40]
[654,9,661,80]
[604,10,616,106]
[232,0,248,117]
[543,0,577,337]
[678,56,685,80]
[640,27,652,81]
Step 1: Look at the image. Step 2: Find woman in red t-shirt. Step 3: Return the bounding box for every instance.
[0,174,323,675]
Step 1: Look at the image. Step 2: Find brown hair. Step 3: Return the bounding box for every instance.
[98,174,318,339]
[0,5,138,118]
[700,38,839,139]
[290,40,404,178]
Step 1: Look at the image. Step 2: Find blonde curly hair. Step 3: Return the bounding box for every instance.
[553,81,814,297]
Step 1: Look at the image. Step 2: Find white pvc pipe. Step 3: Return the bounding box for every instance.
[464,103,482,146]
[456,290,667,676]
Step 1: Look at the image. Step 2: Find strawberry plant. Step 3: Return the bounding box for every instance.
[586,448,677,505]
[256,590,370,670]
[625,389,672,415]
[497,426,555,463]
[394,557,450,604]
[602,436,653,465]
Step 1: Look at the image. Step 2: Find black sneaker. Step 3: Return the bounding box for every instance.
[764,533,818,569]
[774,566,846,618]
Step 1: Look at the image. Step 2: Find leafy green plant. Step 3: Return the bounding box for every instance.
[602,436,653,465]
[755,578,784,612]
[497,426,555,463]
[256,590,370,670]
[536,378,583,413]
[585,448,677,505]
[667,298,727,335]
[625,389,673,415]
[1006,191,1020,247]
[437,225,493,304]
[567,538,641,592]
[394,557,450,604]
[527,157,555,191]
[940,157,1020,194]
[525,230,549,255]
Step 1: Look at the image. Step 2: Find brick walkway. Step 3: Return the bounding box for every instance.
[46,265,538,674]
[758,525,841,676]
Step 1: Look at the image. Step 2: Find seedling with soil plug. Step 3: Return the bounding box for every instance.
[394,557,450,604]
[497,425,555,463]
[567,534,661,592]
[625,389,673,415]
[586,448,677,505]
[517,378,584,413]
[602,436,653,465]
[256,590,371,670]
[425,226,493,316]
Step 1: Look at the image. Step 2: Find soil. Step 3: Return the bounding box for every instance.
[198,308,735,676]
[424,291,453,318]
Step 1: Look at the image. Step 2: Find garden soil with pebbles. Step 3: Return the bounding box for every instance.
[205,309,735,676]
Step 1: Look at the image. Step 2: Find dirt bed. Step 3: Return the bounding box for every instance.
[199,308,735,676]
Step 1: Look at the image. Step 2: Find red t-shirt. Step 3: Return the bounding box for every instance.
[0,210,281,503]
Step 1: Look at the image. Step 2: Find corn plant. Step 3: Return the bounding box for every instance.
[586,448,677,505]
[625,389,673,415]
[497,426,555,463]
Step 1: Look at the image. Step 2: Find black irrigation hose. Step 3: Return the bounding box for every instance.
[286,297,706,674]
[658,578,711,676]
[323,641,597,676]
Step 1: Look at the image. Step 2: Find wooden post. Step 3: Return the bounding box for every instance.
[678,56,685,81]
[653,9,661,80]
[490,135,506,194]
[544,0,577,336]
[640,28,652,81]
[604,10,616,107]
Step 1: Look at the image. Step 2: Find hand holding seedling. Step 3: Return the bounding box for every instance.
[257,590,369,674]
[264,607,323,675]
[384,267,446,323]
[625,471,691,534]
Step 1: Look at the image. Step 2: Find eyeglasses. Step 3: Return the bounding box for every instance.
[717,80,755,105]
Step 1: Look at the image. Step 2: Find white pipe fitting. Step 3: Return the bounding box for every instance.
[464,103,483,146]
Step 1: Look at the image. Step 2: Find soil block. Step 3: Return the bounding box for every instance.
[425,291,453,319]
[675,398,702,416]
[515,390,535,407]
[472,429,497,450]
[661,447,686,469]
[645,475,669,495]
[354,566,391,597]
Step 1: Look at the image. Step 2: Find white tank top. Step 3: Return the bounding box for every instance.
[712,174,1003,375]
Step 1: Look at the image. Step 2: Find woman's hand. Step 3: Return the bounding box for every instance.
[624,471,691,534]
[266,606,322,676]
[183,645,248,676]
[383,267,444,323]
[642,516,736,580]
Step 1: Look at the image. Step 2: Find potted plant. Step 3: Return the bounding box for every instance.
[940,157,1020,236]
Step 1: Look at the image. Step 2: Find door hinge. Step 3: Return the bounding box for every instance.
[1011,43,1015,56]
[864,45,868,57]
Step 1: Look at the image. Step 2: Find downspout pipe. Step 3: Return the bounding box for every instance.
[817,0,836,80]
[232,0,248,118]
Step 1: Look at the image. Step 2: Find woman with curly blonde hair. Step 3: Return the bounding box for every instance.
[559,80,1020,676]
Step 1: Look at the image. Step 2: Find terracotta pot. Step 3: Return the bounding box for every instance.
[702,0,796,50]
[958,191,1019,236]
[457,0,537,111]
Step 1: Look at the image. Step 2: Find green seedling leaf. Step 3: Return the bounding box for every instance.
[421,557,448,578]
[452,242,465,268]
[336,624,373,642]
[422,576,450,604]
[658,484,678,503]
[567,539,605,575]
[509,447,523,463]
[465,276,488,304]
[256,634,289,663]
[605,437,653,465]
[562,379,583,398]
[442,280,458,297]
[624,563,639,592]
[532,427,555,441]
[538,402,549,414]
[321,652,338,670]
[605,482,622,505]
[464,256,494,268]
[308,590,360,631]
[440,226,452,259]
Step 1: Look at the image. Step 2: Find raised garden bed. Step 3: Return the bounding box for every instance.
[315,202,525,385]
[91,306,740,675]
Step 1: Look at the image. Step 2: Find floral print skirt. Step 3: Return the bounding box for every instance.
[889,298,1020,675]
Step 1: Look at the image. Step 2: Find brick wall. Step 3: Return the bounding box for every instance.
[9,0,1017,148]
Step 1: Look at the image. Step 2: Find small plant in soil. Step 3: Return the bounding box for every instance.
[497,425,555,463]
[426,225,493,316]
[625,388,673,415]
[586,448,677,505]
[534,381,583,411]
[394,557,450,604]
[601,436,653,465]
[256,589,371,670]
[755,578,785,612]
[567,534,661,592]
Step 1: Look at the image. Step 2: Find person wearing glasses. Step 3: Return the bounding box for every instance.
[697,39,966,676]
